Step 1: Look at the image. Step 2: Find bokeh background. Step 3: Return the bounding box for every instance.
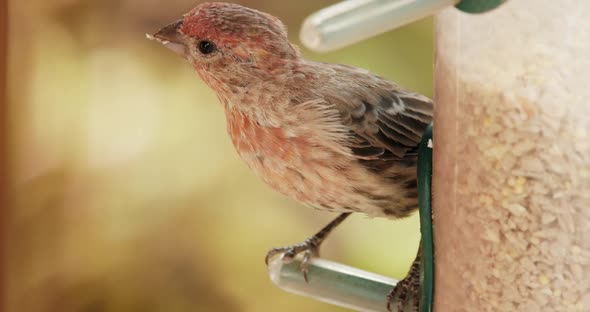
[7,0,432,311]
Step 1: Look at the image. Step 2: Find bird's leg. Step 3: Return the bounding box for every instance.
[387,244,422,312]
[265,212,351,282]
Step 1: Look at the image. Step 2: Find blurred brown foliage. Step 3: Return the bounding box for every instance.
[6,1,432,311]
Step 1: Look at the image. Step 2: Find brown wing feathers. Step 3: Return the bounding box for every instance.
[346,91,433,163]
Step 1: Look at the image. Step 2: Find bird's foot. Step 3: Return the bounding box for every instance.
[265,237,320,283]
[264,213,351,283]
[386,256,421,312]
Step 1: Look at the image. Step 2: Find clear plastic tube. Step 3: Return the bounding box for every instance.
[300,0,458,52]
[268,256,400,312]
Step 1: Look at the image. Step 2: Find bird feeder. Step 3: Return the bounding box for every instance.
[434,0,590,311]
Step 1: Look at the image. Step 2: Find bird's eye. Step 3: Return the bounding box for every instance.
[198,40,216,55]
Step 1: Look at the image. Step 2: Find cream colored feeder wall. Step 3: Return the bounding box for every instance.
[433,1,590,311]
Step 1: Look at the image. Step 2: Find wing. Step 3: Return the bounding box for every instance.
[319,64,433,171]
[345,90,432,158]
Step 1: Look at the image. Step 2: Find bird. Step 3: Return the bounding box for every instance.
[149,2,432,311]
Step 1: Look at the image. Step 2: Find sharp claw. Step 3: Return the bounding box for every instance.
[264,239,321,283]
[265,248,281,265]
[264,252,273,265]
[301,250,312,283]
[302,268,310,283]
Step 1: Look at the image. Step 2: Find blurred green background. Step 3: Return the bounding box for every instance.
[7,0,432,311]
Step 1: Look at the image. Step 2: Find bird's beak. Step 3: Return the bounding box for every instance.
[148,19,187,57]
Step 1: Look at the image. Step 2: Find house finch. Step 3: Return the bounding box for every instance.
[150,2,432,311]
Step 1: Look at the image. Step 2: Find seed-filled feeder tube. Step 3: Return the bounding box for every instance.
[433,1,590,311]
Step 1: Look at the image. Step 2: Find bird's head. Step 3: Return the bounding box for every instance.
[150,2,299,85]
